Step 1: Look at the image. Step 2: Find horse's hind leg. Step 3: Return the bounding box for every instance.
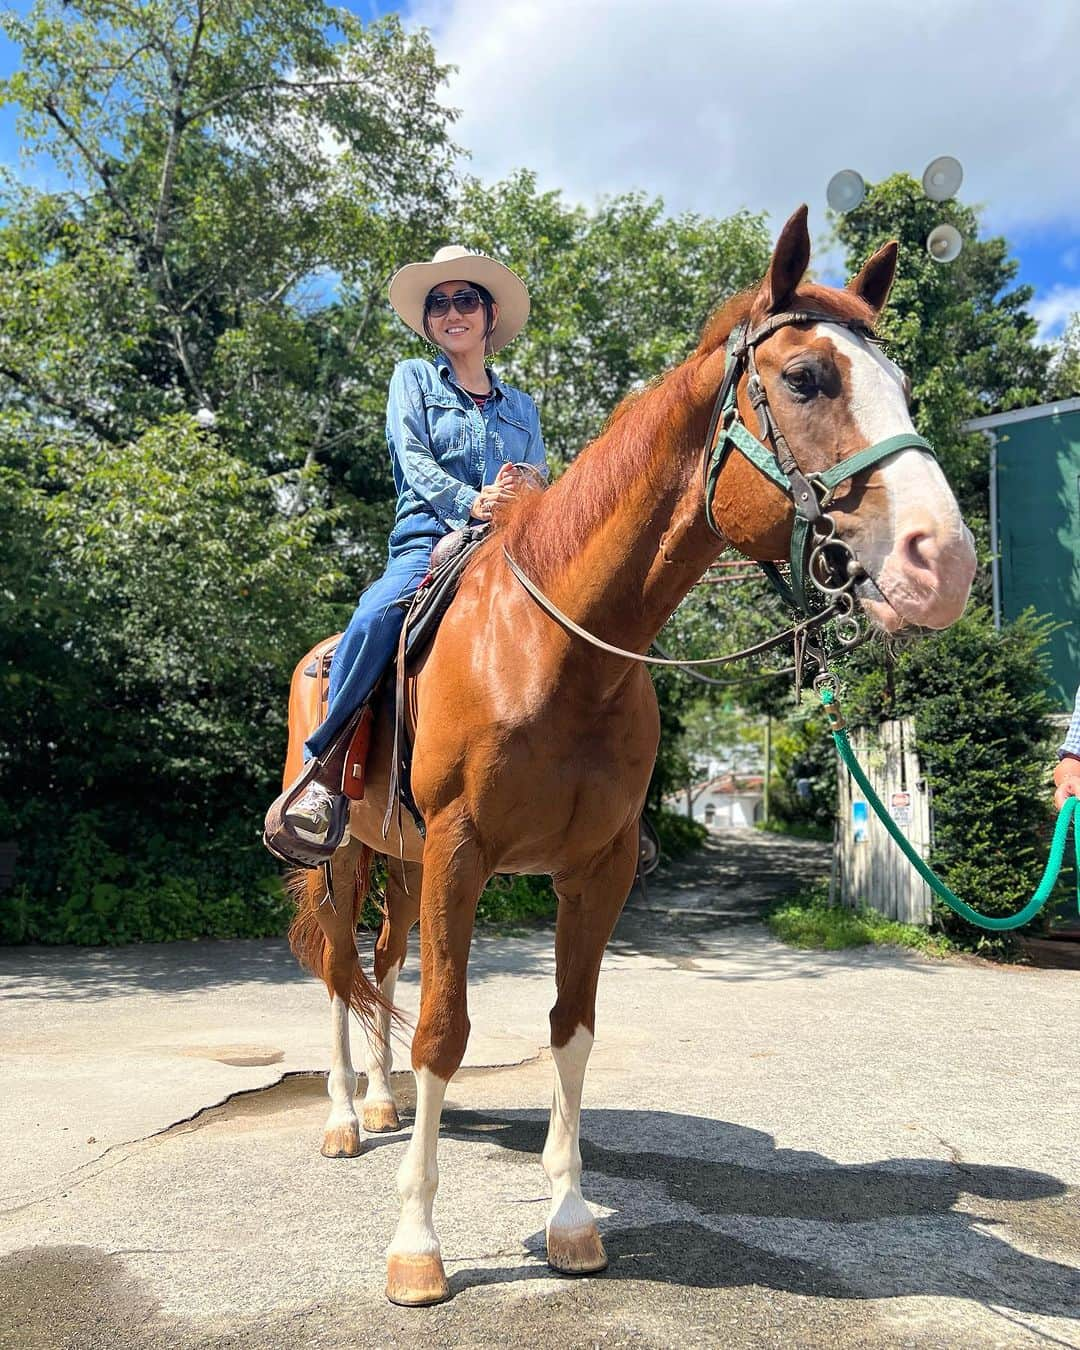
[545,825,638,1275]
[362,856,421,1134]
[289,841,376,1159]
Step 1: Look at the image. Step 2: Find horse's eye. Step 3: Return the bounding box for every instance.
[783,365,818,398]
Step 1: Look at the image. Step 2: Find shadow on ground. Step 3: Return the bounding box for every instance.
[442,1105,1078,1315]
[2,1089,1076,1349]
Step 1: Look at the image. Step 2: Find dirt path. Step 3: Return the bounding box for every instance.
[615,826,830,956]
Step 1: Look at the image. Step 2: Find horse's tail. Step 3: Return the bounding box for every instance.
[286,847,396,1031]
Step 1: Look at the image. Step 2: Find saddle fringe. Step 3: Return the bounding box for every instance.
[285,848,403,1037]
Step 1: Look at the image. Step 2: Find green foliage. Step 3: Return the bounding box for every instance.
[765,694,836,836]
[0,416,344,942]
[1048,313,1080,399]
[0,0,458,942]
[839,608,1059,944]
[0,805,292,944]
[768,880,952,957]
[647,563,788,807]
[0,0,459,551]
[651,808,708,858]
[475,874,557,926]
[756,818,831,842]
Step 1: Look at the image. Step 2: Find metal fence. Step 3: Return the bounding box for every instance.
[832,717,933,926]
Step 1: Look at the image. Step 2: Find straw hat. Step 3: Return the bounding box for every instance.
[388,245,531,354]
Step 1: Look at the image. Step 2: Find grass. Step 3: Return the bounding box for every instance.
[767,880,954,957]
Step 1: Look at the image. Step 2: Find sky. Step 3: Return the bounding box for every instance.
[1,0,1077,338]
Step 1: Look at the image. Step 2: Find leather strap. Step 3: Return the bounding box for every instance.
[503,547,840,669]
[701,312,938,615]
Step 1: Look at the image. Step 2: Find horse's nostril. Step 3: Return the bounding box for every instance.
[902,531,937,572]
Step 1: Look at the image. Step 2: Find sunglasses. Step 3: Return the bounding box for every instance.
[424,288,483,318]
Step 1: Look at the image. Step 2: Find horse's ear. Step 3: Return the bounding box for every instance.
[848,240,898,315]
[760,205,811,313]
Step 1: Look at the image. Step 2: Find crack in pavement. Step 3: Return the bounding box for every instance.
[0,1055,549,1221]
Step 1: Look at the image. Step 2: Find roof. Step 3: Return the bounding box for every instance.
[964,397,1080,433]
[666,774,764,806]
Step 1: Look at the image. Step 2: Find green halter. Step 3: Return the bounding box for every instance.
[702,310,935,615]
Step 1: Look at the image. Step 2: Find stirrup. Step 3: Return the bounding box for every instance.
[263,715,360,869]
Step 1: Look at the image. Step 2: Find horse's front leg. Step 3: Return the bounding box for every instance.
[362,856,421,1133]
[385,821,485,1307]
[545,825,638,1274]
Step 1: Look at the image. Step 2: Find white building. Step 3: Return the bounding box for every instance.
[668,773,765,831]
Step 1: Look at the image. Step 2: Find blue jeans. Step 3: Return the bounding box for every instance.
[304,546,432,763]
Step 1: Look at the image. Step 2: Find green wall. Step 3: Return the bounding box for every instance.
[995,407,1080,707]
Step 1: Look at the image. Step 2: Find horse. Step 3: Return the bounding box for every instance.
[287,205,977,1306]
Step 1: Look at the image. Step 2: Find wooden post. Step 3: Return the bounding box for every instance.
[835,718,932,924]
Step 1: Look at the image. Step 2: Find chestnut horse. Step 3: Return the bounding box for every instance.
[288,207,976,1305]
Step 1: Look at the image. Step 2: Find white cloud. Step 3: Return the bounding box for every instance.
[407,0,1080,246]
[1030,284,1080,340]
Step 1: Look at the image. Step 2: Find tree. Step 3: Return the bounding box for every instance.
[0,0,458,503]
[1048,313,1080,399]
[0,417,345,943]
[0,0,461,940]
[841,608,1058,945]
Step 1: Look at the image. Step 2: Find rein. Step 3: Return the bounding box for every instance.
[502,546,843,678]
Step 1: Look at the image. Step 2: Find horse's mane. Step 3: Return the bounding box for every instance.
[500,280,876,583]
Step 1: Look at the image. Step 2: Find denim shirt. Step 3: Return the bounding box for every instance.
[386,354,547,555]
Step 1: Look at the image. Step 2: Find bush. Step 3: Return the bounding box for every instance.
[840,607,1060,949]
[651,808,708,857]
[765,696,838,836]
[476,874,557,925]
[0,808,292,945]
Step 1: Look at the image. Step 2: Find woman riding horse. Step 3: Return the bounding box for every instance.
[286,208,977,1308]
[271,247,547,861]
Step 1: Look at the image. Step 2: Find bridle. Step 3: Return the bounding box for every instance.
[503,306,937,689]
[702,307,935,626]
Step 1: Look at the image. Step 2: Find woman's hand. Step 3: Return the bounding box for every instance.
[469,463,529,521]
[1054,755,1080,810]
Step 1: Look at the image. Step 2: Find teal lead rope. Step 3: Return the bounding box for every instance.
[820,686,1080,932]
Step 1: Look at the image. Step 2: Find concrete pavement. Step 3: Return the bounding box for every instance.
[1,830,1077,1348]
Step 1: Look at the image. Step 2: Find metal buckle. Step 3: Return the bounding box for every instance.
[807,473,836,510]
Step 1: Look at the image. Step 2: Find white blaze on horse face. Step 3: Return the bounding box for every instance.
[819,324,975,631]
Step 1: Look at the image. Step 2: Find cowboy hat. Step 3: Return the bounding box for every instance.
[388,245,530,354]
